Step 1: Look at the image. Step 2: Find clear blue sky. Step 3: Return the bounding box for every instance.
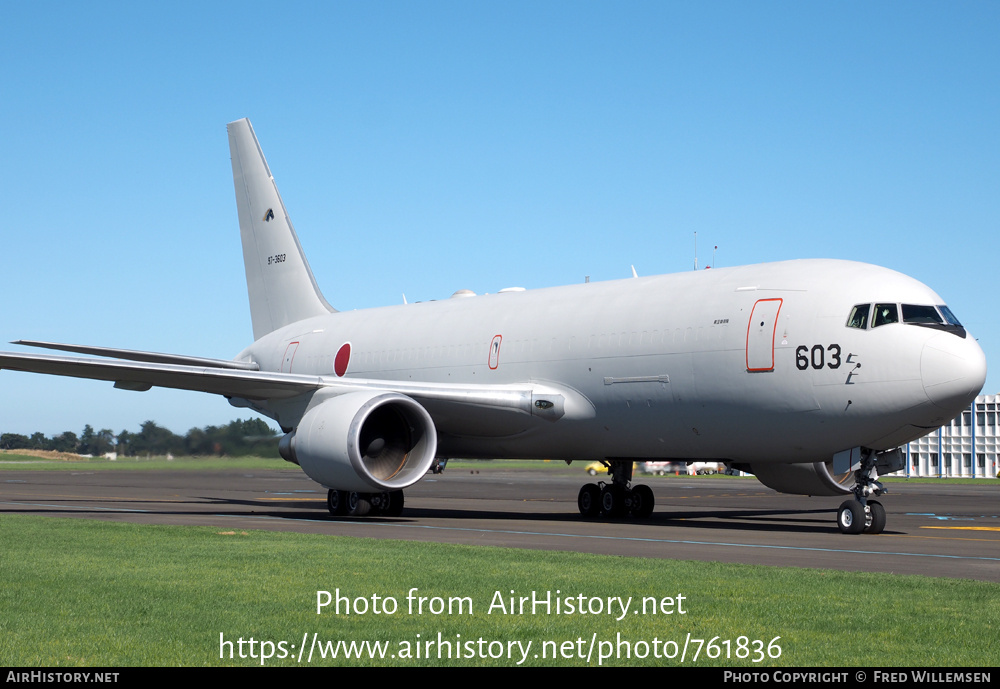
[2,1,997,436]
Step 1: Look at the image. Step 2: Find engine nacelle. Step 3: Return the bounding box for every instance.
[747,461,855,496]
[279,391,437,492]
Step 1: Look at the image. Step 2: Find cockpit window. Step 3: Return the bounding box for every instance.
[847,304,870,329]
[938,305,962,326]
[902,304,944,324]
[872,303,898,327]
[845,302,965,337]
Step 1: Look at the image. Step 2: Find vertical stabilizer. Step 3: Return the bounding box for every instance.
[228,118,335,340]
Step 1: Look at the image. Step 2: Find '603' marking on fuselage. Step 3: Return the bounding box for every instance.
[795,344,842,370]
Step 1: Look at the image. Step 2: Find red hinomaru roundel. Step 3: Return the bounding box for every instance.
[334,342,351,377]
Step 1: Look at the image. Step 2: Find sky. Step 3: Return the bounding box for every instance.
[1,1,998,437]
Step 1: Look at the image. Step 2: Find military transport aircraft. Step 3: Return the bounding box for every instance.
[0,119,986,534]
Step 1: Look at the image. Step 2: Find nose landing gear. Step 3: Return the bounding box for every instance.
[837,498,886,534]
[836,449,888,535]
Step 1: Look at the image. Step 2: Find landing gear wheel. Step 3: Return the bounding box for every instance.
[383,490,405,517]
[865,500,886,535]
[348,492,372,517]
[601,484,627,518]
[327,489,348,516]
[578,484,600,517]
[839,447,892,534]
[837,499,865,534]
[630,484,655,518]
[366,490,403,516]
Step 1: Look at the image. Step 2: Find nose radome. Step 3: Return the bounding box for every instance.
[921,332,988,411]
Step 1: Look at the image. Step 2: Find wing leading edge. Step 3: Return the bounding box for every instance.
[0,345,584,421]
[11,340,261,370]
[0,349,316,399]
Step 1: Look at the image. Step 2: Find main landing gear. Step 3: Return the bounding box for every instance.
[836,450,887,535]
[327,489,404,517]
[578,460,655,519]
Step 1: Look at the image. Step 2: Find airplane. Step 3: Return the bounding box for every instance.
[0,118,986,534]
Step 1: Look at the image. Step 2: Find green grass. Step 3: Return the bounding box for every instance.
[0,515,996,667]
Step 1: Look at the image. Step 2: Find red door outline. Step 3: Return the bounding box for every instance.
[488,335,502,370]
[746,299,782,372]
[281,341,300,373]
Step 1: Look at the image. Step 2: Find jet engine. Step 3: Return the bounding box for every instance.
[746,460,855,496]
[278,391,437,492]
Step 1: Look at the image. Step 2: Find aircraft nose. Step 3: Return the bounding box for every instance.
[921,332,987,411]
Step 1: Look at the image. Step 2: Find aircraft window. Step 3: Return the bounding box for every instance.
[847,304,871,329]
[938,305,962,326]
[902,304,944,325]
[872,303,898,327]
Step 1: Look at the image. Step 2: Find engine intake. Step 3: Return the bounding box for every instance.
[279,391,437,492]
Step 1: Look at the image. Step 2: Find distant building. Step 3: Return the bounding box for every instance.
[896,394,999,478]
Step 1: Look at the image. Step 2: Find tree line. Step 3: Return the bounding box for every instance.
[0,418,280,457]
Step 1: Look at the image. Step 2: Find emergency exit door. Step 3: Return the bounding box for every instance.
[746,298,782,372]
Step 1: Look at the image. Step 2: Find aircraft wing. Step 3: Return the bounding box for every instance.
[0,347,577,419]
[10,340,261,370]
[0,350,318,399]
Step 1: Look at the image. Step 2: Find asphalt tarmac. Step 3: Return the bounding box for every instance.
[2,463,998,582]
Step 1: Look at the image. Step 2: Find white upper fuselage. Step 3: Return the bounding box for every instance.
[241,258,986,465]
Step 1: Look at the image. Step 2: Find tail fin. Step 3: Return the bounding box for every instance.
[227,118,335,341]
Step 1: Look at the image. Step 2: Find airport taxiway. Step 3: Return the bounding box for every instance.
[2,464,998,582]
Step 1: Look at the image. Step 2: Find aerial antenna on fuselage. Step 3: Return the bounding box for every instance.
[693,231,698,270]
[631,265,638,278]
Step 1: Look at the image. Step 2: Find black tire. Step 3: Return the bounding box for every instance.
[601,484,627,518]
[630,484,655,518]
[327,489,348,516]
[348,491,371,517]
[865,500,886,535]
[383,490,405,517]
[578,484,600,517]
[837,499,865,534]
